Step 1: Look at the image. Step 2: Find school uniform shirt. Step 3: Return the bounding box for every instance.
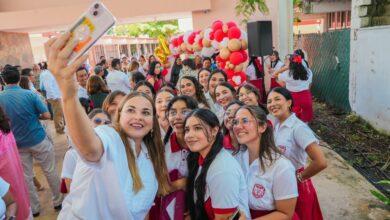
[246,63,257,81]
[77,86,89,99]
[165,132,189,181]
[195,149,250,219]
[0,177,9,219]
[278,68,313,92]
[234,149,298,212]
[40,69,62,99]
[58,125,158,220]
[106,70,131,94]
[273,113,318,169]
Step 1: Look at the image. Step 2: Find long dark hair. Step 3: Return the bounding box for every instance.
[0,106,11,133]
[289,54,309,81]
[185,109,223,220]
[248,56,263,78]
[179,76,210,108]
[235,105,281,171]
[19,76,30,90]
[214,82,236,102]
[163,95,198,145]
[170,57,183,87]
[134,80,156,98]
[268,87,294,111]
[294,49,309,68]
[148,61,163,79]
[270,50,281,68]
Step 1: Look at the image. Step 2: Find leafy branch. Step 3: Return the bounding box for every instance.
[235,0,269,23]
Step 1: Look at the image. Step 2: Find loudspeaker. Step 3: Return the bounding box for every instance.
[247,21,273,57]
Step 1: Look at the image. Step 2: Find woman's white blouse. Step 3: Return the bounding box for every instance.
[58,125,158,220]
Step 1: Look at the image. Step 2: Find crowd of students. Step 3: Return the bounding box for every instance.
[0,32,327,220]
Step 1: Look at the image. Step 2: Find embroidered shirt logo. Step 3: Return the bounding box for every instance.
[252,184,265,198]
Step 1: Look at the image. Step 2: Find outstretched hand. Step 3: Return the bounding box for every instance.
[44,33,88,100]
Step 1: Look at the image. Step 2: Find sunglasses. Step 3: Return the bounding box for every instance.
[93,118,111,125]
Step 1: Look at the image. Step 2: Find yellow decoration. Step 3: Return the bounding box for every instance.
[154,35,171,64]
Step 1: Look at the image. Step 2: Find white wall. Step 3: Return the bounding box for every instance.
[350,1,390,133]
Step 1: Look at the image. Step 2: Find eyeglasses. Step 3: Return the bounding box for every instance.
[93,118,111,125]
[168,109,192,117]
[232,117,255,127]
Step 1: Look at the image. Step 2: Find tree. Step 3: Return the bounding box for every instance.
[235,0,269,23]
[108,20,179,38]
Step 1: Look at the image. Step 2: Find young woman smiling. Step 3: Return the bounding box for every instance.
[184,109,250,220]
[45,34,170,220]
[267,87,327,220]
[222,100,244,151]
[237,83,262,106]
[149,95,198,219]
[155,88,176,139]
[233,105,299,219]
[178,76,210,109]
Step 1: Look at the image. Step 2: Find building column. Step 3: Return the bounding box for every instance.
[278,0,294,57]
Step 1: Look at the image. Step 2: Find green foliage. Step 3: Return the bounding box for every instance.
[370,180,390,206]
[108,20,179,38]
[235,0,269,23]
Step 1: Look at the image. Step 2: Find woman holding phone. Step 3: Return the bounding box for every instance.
[45,33,170,220]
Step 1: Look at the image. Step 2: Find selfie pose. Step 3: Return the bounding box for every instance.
[45,34,170,219]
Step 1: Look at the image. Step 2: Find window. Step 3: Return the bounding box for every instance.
[327,10,351,30]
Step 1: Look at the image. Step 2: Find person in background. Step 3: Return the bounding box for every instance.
[32,64,42,92]
[61,109,111,194]
[138,55,148,75]
[233,105,298,219]
[178,76,210,109]
[267,87,327,219]
[0,177,17,220]
[194,55,203,70]
[0,106,30,219]
[197,68,211,93]
[170,57,183,87]
[121,56,129,73]
[268,50,284,89]
[205,69,227,122]
[40,62,64,134]
[102,90,126,120]
[184,109,250,220]
[87,75,109,109]
[93,65,105,79]
[18,76,30,90]
[130,71,146,89]
[129,61,140,74]
[76,67,89,99]
[276,55,314,123]
[21,68,38,93]
[0,67,63,217]
[294,49,309,68]
[147,61,165,92]
[237,83,262,106]
[98,59,109,80]
[154,88,176,139]
[135,81,156,100]
[106,58,131,94]
[180,59,197,79]
[202,57,212,70]
[246,56,263,81]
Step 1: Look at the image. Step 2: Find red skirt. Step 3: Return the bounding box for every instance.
[270,78,282,89]
[290,90,313,123]
[251,209,300,219]
[149,190,186,220]
[295,168,323,220]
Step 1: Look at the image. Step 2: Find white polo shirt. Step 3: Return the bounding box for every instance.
[0,177,9,220]
[164,132,189,180]
[234,149,298,211]
[278,68,313,92]
[195,149,250,219]
[61,148,79,179]
[77,86,89,99]
[40,70,62,99]
[58,125,158,220]
[273,114,318,169]
[106,70,131,94]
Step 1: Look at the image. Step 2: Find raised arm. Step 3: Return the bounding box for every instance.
[45,33,103,162]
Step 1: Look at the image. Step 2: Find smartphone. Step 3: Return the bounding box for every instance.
[229,209,241,220]
[67,2,116,64]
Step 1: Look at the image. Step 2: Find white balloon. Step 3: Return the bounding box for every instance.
[211,40,219,50]
[183,31,192,44]
[240,31,248,41]
[201,47,215,57]
[204,28,213,41]
[220,37,229,48]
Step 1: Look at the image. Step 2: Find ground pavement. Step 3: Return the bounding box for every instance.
[33,121,389,220]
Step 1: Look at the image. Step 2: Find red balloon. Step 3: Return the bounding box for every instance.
[172,38,178,47]
[225,69,235,79]
[228,27,241,39]
[188,32,196,44]
[229,52,244,65]
[214,30,225,42]
[226,21,237,28]
[240,50,248,61]
[212,20,223,32]
[209,31,215,40]
[177,35,184,45]
[198,38,203,47]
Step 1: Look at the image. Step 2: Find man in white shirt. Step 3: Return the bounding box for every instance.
[106,58,131,94]
[76,67,89,99]
[40,69,64,134]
